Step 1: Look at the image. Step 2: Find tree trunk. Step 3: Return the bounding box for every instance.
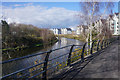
[90,25,92,49]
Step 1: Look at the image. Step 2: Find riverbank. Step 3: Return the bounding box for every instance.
[2,20,58,52]
[2,37,84,61]
[2,37,84,76]
[56,34,86,42]
[2,39,58,52]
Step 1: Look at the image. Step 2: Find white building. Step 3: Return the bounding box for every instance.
[107,15,114,34]
[76,25,88,34]
[94,13,120,35]
[112,13,119,35]
[94,20,101,32]
[61,28,72,34]
[50,28,61,35]
[50,28,72,35]
[94,19,108,34]
[106,13,119,35]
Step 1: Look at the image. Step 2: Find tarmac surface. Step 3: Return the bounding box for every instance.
[52,40,119,80]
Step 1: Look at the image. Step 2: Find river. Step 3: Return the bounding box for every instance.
[2,37,84,77]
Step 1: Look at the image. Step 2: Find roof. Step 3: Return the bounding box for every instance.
[115,13,119,15]
[66,28,72,31]
[52,28,61,30]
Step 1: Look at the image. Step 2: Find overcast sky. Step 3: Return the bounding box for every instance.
[1,2,118,29]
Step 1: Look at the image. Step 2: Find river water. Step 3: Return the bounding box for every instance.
[2,37,84,77]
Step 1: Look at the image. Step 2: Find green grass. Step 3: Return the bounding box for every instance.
[56,34,86,42]
[2,39,58,51]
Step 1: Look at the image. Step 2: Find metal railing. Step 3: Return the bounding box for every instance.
[1,37,118,79]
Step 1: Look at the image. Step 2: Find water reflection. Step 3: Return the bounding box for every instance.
[2,37,84,76]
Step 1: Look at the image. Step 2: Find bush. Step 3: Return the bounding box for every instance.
[2,20,57,49]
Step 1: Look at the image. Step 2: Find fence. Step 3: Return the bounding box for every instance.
[1,37,118,80]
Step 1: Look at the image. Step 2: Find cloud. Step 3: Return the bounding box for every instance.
[14,4,22,7]
[2,5,82,28]
[69,25,78,31]
[0,5,2,20]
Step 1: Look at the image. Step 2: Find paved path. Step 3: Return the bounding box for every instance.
[52,40,119,80]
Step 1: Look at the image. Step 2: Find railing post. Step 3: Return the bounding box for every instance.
[104,40,106,48]
[97,40,100,51]
[107,39,109,47]
[106,40,108,47]
[43,50,52,80]
[118,36,119,40]
[81,43,86,62]
[108,39,110,45]
[67,45,74,66]
[101,40,104,50]
[110,38,112,44]
[90,41,95,55]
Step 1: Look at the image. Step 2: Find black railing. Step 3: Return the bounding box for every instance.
[1,37,118,79]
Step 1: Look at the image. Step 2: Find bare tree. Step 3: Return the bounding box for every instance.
[97,19,112,40]
[80,1,114,48]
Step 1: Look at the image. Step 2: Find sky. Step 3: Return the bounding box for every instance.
[1,2,119,29]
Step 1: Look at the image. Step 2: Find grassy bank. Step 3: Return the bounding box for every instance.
[2,39,58,52]
[2,20,58,52]
[56,34,86,42]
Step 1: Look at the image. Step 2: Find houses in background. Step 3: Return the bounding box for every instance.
[50,28,72,35]
[50,27,87,35]
[94,13,119,35]
[111,13,119,35]
[107,15,114,34]
[50,28,61,35]
[94,19,106,33]
[76,25,88,35]
[61,28,72,34]
[50,13,119,35]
